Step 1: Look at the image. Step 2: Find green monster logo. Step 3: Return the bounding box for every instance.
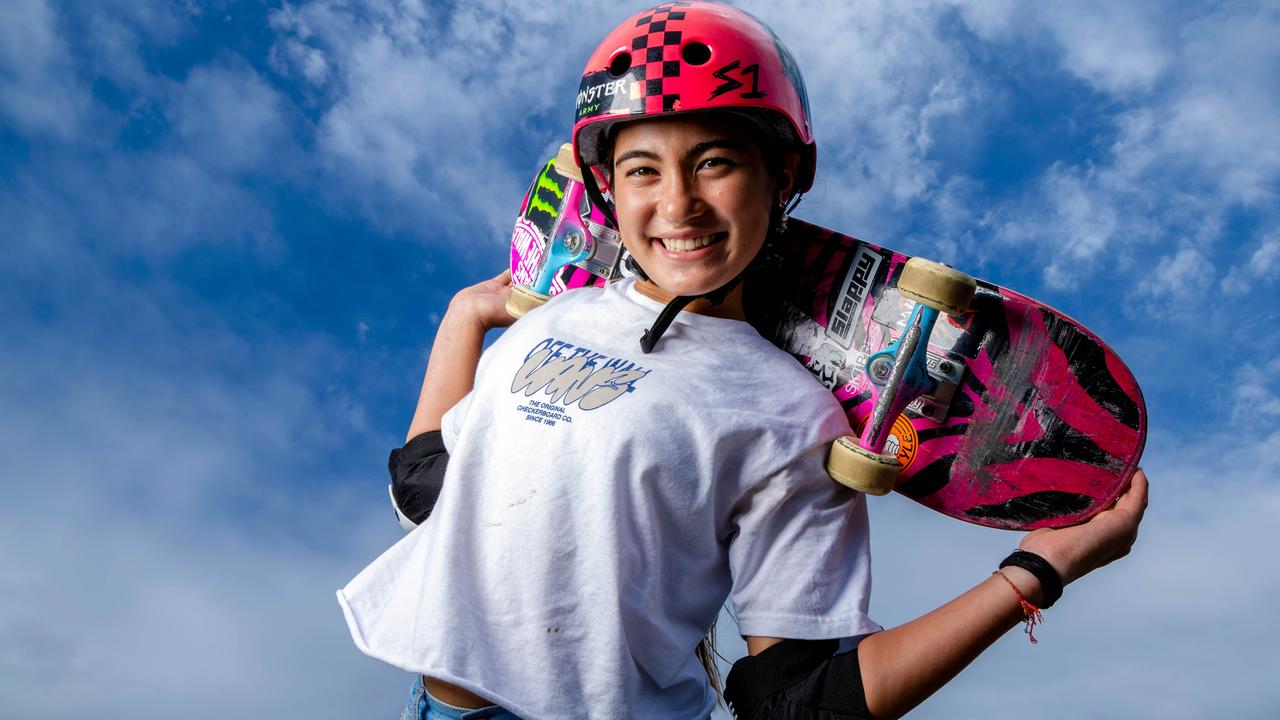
[527,160,566,221]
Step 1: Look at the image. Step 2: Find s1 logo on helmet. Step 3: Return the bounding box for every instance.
[709,60,766,101]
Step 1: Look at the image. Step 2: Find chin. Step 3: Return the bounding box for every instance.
[665,280,734,299]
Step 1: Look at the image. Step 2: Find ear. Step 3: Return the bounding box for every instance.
[775,151,803,204]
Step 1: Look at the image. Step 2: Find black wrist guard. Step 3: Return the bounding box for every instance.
[999,550,1064,609]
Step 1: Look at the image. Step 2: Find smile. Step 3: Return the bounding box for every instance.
[657,233,724,253]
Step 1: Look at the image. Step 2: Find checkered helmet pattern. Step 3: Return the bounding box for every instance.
[572,1,816,193]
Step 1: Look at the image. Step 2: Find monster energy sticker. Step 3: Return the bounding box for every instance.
[523,160,568,239]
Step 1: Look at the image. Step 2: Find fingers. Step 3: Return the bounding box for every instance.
[459,269,514,296]
[479,269,512,290]
[490,270,513,292]
[1115,467,1149,520]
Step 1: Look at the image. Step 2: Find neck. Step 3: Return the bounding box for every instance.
[633,279,748,321]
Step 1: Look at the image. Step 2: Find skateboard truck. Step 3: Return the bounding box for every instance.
[507,145,596,319]
[827,258,976,495]
[869,351,966,423]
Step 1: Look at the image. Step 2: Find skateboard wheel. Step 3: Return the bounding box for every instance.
[826,437,899,496]
[505,284,550,319]
[554,143,584,182]
[897,257,977,316]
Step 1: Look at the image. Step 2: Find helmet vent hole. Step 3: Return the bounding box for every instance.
[608,52,632,77]
[682,42,711,66]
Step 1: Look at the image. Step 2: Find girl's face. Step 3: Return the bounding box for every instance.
[611,114,791,302]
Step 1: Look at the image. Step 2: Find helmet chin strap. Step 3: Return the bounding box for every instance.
[639,274,743,354]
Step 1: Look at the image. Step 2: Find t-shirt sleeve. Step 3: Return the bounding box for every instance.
[440,390,473,452]
[439,325,509,451]
[727,441,880,640]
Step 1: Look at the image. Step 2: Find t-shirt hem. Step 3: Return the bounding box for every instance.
[733,611,882,640]
[336,589,562,720]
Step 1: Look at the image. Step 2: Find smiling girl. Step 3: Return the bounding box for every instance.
[340,4,1147,719]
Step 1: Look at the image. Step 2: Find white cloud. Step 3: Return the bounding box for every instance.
[173,63,290,174]
[1222,230,1280,294]
[0,269,410,718]
[1,3,294,266]
[951,0,1172,95]
[1038,165,1121,288]
[1233,359,1280,423]
[77,0,196,91]
[742,0,984,243]
[952,2,1279,310]
[1133,244,1214,308]
[267,0,619,244]
[1038,3,1171,94]
[0,0,87,138]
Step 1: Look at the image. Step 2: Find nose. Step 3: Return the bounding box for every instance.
[657,170,704,225]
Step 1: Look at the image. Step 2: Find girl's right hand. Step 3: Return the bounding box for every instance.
[1018,468,1149,587]
[446,269,516,332]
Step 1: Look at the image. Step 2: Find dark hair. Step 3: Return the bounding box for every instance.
[696,624,725,707]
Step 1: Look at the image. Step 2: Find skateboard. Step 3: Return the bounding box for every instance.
[507,146,1147,531]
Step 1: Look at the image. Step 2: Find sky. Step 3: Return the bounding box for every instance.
[1,0,1278,718]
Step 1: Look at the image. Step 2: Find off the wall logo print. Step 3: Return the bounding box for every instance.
[510,338,649,426]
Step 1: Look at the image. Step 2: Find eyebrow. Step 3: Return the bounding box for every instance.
[614,138,749,166]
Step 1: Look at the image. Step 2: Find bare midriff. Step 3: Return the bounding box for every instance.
[424,677,492,709]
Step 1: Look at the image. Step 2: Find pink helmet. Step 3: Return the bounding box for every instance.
[572,1,816,194]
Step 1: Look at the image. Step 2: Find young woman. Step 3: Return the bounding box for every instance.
[341,4,1148,719]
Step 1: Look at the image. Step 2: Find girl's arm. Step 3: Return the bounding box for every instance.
[405,270,515,441]
[743,469,1148,720]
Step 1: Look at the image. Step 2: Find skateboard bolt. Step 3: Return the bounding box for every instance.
[564,232,584,253]
[919,402,934,415]
[939,360,954,375]
[869,357,893,382]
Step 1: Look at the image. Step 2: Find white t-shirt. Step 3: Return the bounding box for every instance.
[338,279,878,720]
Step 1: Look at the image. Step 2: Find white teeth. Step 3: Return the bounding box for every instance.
[659,234,717,252]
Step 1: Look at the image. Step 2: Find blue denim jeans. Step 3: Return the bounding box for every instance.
[401,675,524,720]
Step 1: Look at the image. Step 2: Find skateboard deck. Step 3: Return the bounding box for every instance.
[508,147,1147,531]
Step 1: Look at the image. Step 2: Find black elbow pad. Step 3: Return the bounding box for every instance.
[725,639,872,720]
[388,430,449,529]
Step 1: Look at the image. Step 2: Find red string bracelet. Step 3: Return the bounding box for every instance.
[994,570,1044,644]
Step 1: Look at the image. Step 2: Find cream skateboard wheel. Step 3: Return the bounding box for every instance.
[897,257,977,316]
[506,284,550,319]
[827,437,899,496]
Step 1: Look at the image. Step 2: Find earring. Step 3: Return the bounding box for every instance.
[774,202,789,235]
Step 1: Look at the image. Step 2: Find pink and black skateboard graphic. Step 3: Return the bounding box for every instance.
[507,148,1146,531]
[763,221,1145,530]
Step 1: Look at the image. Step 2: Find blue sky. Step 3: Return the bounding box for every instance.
[2,1,1278,718]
